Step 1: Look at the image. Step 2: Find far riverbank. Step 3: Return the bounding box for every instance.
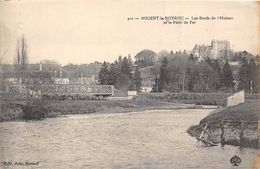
[0,100,200,122]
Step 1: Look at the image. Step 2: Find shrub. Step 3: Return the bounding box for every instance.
[21,98,48,120]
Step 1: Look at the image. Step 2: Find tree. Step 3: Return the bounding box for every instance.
[158,50,170,59]
[98,56,134,90]
[120,57,133,90]
[98,62,110,85]
[238,58,250,92]
[222,59,234,90]
[205,57,212,66]
[158,57,169,92]
[165,52,188,92]
[14,36,29,84]
[109,63,121,86]
[185,67,200,92]
[211,60,222,90]
[255,65,260,93]
[185,67,192,92]
[189,69,200,92]
[118,55,123,63]
[185,54,198,92]
[152,77,160,92]
[133,67,142,93]
[116,74,132,91]
[248,59,258,93]
[121,57,132,78]
[205,59,222,91]
[127,54,133,67]
[199,62,212,92]
[187,54,197,63]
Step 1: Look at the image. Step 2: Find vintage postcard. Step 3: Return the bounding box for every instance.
[0,0,259,169]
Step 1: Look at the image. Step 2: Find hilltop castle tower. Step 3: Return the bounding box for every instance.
[211,40,230,59]
[192,40,230,61]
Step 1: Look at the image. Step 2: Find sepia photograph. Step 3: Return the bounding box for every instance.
[0,0,259,169]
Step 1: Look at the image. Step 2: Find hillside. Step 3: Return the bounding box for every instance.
[139,65,159,80]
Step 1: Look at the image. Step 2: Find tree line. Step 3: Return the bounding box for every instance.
[98,50,259,94]
[153,52,259,93]
[98,55,142,93]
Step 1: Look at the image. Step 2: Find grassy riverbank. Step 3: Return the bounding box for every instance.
[201,99,259,123]
[0,100,196,122]
[0,103,24,122]
[187,99,259,148]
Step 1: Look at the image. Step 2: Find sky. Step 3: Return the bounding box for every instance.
[0,0,259,65]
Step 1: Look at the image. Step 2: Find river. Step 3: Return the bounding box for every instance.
[0,109,259,169]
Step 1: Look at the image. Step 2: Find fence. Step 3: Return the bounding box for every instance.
[135,92,259,105]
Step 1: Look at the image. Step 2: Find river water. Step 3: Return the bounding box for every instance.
[0,109,259,169]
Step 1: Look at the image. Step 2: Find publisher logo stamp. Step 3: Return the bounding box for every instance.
[230,155,241,166]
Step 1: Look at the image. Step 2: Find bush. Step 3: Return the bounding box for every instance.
[21,98,48,120]
[0,103,24,122]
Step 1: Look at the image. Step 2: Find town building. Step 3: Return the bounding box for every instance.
[69,75,96,85]
[211,40,230,59]
[141,80,154,93]
[192,40,230,61]
[192,44,212,62]
[52,78,70,84]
